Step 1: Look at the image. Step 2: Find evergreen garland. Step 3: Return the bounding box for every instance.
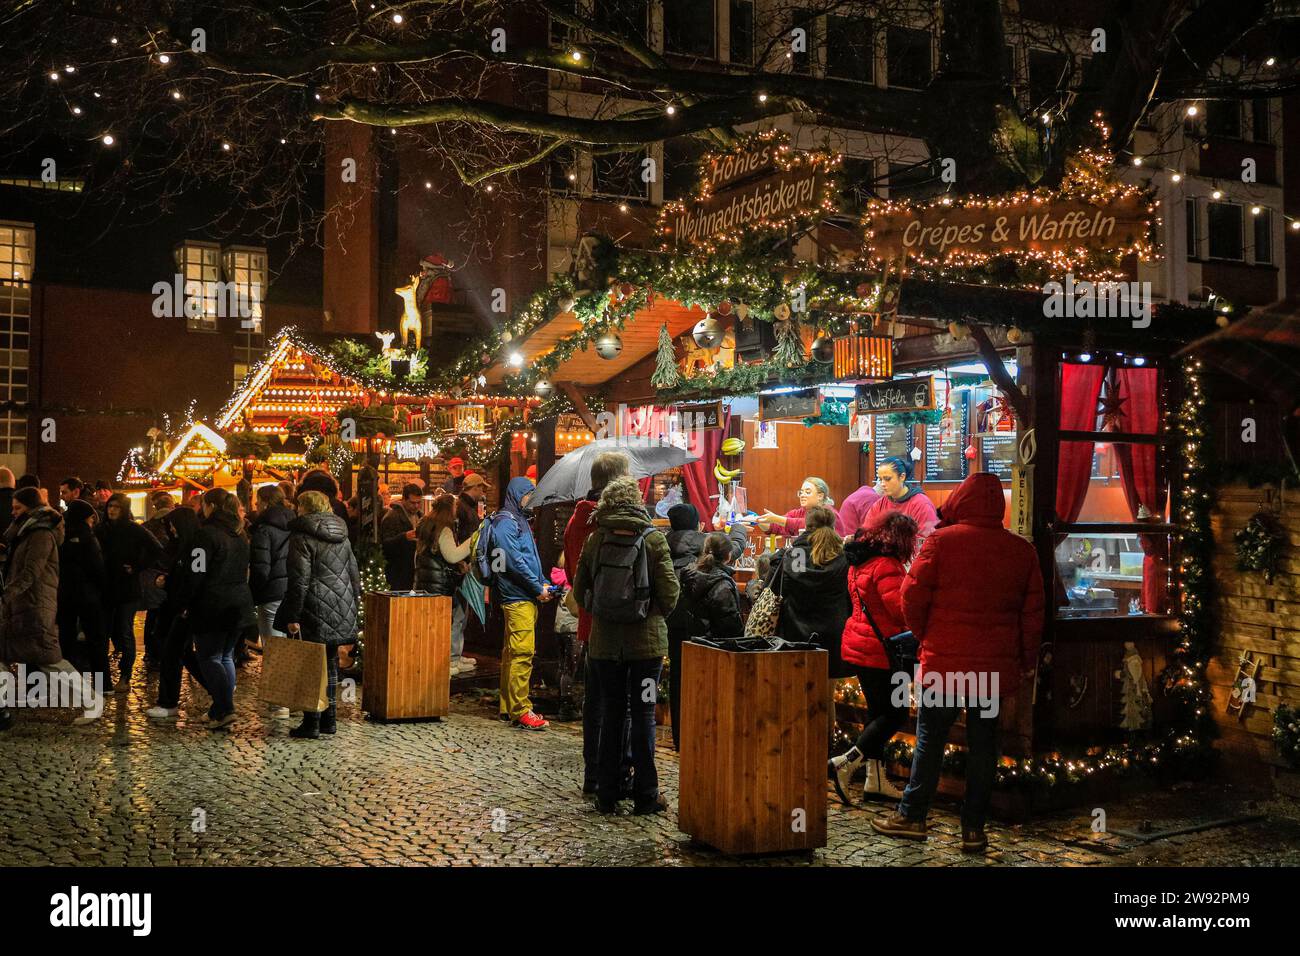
[1275,704,1300,769]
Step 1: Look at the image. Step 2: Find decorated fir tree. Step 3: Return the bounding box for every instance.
[773,319,805,368]
[651,322,681,389]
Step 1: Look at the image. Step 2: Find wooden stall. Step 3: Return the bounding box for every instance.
[362,592,451,721]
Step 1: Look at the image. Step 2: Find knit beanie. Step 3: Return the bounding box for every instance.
[667,502,699,531]
[14,486,43,510]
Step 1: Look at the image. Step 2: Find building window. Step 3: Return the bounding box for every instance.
[1251,98,1271,143]
[549,0,575,48]
[224,246,267,385]
[1184,199,1199,259]
[728,0,754,65]
[1207,201,1243,260]
[1205,100,1240,138]
[787,9,814,74]
[175,241,222,331]
[1027,48,1068,110]
[594,0,648,43]
[888,160,943,201]
[886,26,931,89]
[664,0,715,58]
[663,138,704,201]
[0,222,32,467]
[826,16,873,82]
[1253,208,1272,265]
[592,150,649,200]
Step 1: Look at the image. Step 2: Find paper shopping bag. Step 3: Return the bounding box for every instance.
[259,635,329,712]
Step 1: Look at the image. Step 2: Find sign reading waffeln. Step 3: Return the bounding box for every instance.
[660,133,839,250]
[865,194,1151,264]
[854,377,935,415]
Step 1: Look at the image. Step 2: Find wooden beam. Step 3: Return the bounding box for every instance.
[559,382,600,434]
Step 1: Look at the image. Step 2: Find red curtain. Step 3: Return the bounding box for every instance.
[1112,368,1169,613]
[623,405,665,501]
[681,409,731,518]
[1055,362,1106,524]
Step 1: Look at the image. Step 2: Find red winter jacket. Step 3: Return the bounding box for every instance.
[900,472,1044,696]
[841,553,908,670]
[563,497,599,643]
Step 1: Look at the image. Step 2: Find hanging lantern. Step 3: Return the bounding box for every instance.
[811,332,836,363]
[454,404,487,435]
[595,331,623,360]
[692,317,724,349]
[534,379,554,398]
[832,333,893,381]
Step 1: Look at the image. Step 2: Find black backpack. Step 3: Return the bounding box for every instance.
[584,525,655,623]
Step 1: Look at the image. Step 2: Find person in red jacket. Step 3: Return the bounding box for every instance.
[861,456,938,556]
[561,450,631,794]
[829,512,918,805]
[872,471,1044,852]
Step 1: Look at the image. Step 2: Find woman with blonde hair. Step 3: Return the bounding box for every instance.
[274,489,361,739]
[758,476,838,537]
[776,504,850,674]
[414,494,474,675]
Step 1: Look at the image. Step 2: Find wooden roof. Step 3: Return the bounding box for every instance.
[486,297,707,387]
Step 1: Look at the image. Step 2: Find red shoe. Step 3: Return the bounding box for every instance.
[513,711,549,731]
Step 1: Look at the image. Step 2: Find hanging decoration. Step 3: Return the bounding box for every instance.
[1275,704,1300,769]
[692,316,724,349]
[773,319,805,368]
[810,331,836,364]
[833,331,893,380]
[595,330,623,360]
[1234,507,1287,583]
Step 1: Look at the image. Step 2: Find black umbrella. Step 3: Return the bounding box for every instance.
[530,437,700,507]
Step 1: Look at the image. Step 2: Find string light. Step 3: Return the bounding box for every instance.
[157,53,170,64]
[101,134,114,145]
[392,13,403,24]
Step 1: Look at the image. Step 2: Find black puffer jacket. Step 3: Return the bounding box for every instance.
[185,509,254,632]
[249,503,294,604]
[274,512,361,645]
[58,499,105,609]
[414,544,459,597]
[776,531,851,675]
[665,525,747,632]
[96,515,164,605]
[678,564,743,641]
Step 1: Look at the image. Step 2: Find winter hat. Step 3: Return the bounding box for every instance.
[64,498,97,524]
[15,486,43,510]
[668,503,699,531]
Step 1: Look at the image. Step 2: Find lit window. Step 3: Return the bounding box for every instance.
[174,241,221,331]
[0,222,32,468]
[224,245,268,385]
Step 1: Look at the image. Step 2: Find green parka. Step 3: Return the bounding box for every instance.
[575,476,680,662]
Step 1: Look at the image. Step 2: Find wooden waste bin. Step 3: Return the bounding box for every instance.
[678,642,828,855]
[363,592,450,721]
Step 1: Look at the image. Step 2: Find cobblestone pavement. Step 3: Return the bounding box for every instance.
[1,653,1298,867]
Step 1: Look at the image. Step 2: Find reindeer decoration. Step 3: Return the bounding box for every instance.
[394,277,423,350]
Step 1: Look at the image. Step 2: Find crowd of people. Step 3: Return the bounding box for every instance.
[0,448,1045,850]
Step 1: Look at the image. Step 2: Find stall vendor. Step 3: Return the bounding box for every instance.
[861,456,938,555]
[835,480,882,537]
[758,477,837,536]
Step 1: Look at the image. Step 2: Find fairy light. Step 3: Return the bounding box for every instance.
[157,53,170,64]
[1170,172,1182,183]
[101,134,115,145]
[392,13,403,24]
[1212,189,1223,200]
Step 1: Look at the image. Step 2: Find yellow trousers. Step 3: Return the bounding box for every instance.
[499,601,538,720]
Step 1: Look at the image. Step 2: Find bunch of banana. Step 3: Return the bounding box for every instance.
[713,459,742,484]
[721,437,746,456]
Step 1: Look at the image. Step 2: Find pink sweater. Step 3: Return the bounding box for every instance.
[862,490,939,555]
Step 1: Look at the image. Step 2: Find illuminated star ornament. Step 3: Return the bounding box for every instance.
[1097,391,1128,432]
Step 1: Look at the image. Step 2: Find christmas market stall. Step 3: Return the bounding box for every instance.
[480,130,1225,817]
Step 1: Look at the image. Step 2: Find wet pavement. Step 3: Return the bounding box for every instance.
[1,653,1298,867]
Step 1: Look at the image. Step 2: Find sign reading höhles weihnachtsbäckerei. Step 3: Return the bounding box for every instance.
[865,194,1150,264]
[661,136,837,249]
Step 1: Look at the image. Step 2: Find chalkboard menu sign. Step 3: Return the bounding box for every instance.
[855,376,935,415]
[981,433,1018,480]
[676,401,723,430]
[925,391,969,482]
[759,388,821,421]
[873,417,912,466]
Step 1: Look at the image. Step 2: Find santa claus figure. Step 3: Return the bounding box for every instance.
[416,253,454,313]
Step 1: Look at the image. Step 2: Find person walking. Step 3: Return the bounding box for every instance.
[563,451,631,792]
[184,489,253,730]
[861,456,939,555]
[380,482,423,591]
[146,505,208,720]
[250,483,295,717]
[1,488,102,728]
[96,493,164,693]
[488,477,553,730]
[275,490,361,740]
[871,472,1044,852]
[56,499,109,682]
[414,496,472,675]
[141,491,177,669]
[574,475,680,815]
[664,503,747,752]
[830,512,919,805]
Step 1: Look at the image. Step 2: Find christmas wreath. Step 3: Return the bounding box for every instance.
[1275,703,1300,769]
[1234,509,1287,583]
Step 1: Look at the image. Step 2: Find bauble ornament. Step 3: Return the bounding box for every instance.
[535,379,554,398]
[811,333,835,363]
[1006,326,1024,344]
[717,300,733,316]
[595,331,623,360]
[692,317,724,349]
